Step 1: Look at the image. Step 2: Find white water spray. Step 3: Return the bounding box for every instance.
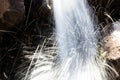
[27,0,109,80]
[53,0,107,80]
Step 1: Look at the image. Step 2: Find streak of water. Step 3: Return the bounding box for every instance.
[28,0,108,80]
[53,0,107,80]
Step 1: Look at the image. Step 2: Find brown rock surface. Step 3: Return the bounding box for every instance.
[0,0,25,30]
[0,0,9,18]
[104,22,120,60]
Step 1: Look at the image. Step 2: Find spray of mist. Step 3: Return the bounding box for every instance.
[53,0,108,80]
[27,0,109,80]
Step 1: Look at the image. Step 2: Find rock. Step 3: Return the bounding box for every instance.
[0,0,9,18]
[0,0,25,30]
[104,21,120,60]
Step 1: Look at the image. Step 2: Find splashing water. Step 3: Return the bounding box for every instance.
[27,0,108,80]
[53,0,107,80]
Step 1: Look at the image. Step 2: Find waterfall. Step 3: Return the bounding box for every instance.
[53,0,107,80]
[27,0,108,80]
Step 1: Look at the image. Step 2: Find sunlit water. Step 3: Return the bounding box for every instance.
[53,0,107,80]
[27,0,108,80]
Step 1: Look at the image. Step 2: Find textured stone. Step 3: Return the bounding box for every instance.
[104,22,120,60]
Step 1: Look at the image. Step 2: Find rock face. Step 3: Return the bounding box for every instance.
[104,21,120,60]
[88,0,120,23]
[0,0,25,30]
[0,0,9,18]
